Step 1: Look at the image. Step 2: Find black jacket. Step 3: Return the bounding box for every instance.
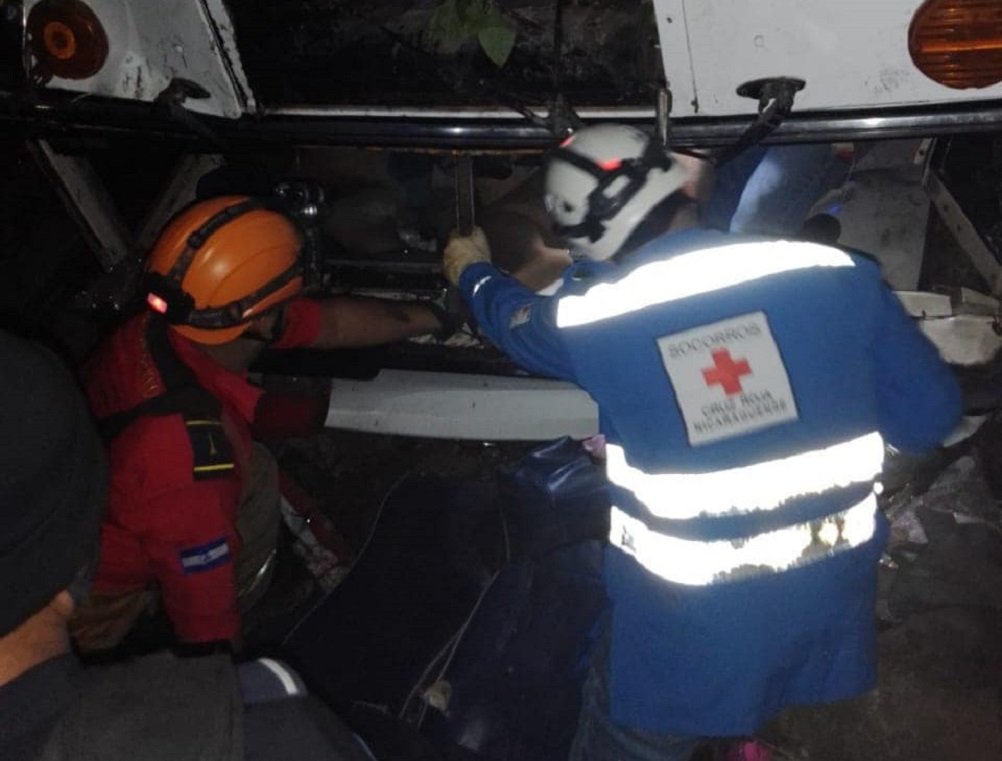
[0,652,368,761]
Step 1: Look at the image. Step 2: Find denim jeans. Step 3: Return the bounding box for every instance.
[703,144,850,237]
[568,618,701,761]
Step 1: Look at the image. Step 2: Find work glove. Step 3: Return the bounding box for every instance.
[442,226,491,286]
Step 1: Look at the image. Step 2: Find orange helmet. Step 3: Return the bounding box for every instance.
[144,196,303,345]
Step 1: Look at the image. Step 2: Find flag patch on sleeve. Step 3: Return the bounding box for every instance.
[179,538,231,574]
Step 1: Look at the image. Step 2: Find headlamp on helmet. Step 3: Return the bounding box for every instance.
[144,196,305,345]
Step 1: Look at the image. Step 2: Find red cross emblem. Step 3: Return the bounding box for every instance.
[702,349,752,395]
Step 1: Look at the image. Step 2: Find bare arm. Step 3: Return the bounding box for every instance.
[307,296,443,349]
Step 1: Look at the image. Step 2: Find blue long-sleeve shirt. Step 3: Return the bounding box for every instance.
[458,228,961,735]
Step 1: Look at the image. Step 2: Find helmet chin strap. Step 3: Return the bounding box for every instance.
[554,214,607,244]
[240,303,289,345]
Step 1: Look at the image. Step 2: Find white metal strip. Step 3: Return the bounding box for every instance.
[606,432,884,519]
[30,140,134,272]
[324,369,598,441]
[264,106,659,119]
[610,494,877,586]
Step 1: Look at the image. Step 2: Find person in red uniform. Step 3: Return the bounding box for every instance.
[71,195,446,652]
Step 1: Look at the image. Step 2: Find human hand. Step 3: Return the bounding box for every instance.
[442,226,491,286]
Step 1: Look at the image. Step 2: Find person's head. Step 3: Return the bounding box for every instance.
[478,208,573,291]
[0,331,107,648]
[544,124,694,262]
[144,196,304,346]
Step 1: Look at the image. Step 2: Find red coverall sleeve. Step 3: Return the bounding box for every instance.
[142,481,242,643]
[271,297,323,349]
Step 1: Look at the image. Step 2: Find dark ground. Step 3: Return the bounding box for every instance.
[260,425,1002,761]
[274,431,536,551]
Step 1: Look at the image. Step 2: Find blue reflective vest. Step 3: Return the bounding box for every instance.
[458,228,962,736]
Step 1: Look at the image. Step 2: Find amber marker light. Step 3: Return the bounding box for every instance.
[42,21,77,60]
[909,0,1002,89]
[26,0,108,81]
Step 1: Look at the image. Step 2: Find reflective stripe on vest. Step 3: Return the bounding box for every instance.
[609,493,878,586]
[555,241,855,329]
[606,432,884,520]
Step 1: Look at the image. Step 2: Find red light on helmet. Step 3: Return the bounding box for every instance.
[147,293,169,314]
[597,158,623,171]
[909,0,1002,89]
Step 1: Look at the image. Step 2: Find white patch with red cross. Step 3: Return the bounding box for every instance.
[656,311,799,446]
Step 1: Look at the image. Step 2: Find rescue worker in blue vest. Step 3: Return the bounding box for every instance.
[441,124,962,760]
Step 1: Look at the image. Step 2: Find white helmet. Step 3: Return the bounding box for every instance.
[544,124,688,261]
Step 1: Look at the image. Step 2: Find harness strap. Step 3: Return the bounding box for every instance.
[96,316,235,481]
